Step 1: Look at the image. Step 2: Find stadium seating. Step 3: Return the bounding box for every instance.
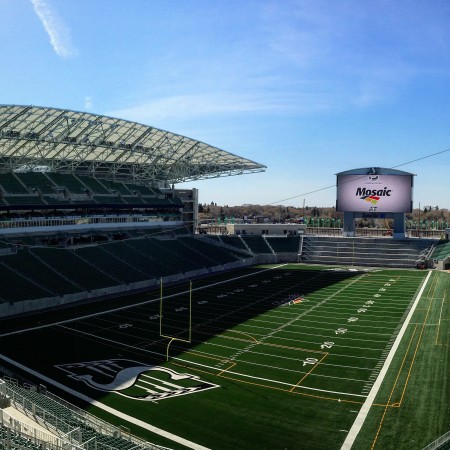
[3,195,46,206]
[220,235,250,251]
[74,245,149,283]
[122,196,145,204]
[6,235,39,247]
[178,236,243,265]
[29,247,120,291]
[93,195,125,204]
[1,377,161,450]
[1,250,80,296]
[15,172,56,194]
[77,175,110,194]
[45,173,86,194]
[431,241,450,260]
[98,179,132,195]
[42,195,69,205]
[266,236,301,253]
[241,235,273,254]
[301,236,434,268]
[123,238,179,276]
[0,173,29,194]
[0,423,48,450]
[0,231,441,309]
[125,183,154,195]
[0,261,51,303]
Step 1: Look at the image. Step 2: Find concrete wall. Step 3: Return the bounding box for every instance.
[226,223,306,236]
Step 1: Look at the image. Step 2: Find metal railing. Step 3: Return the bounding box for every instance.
[1,378,167,450]
[0,401,80,449]
[422,431,450,450]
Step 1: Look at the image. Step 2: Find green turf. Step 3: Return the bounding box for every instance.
[0,264,448,450]
[351,270,450,450]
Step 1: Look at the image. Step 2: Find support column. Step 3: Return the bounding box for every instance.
[393,213,406,239]
[343,212,355,237]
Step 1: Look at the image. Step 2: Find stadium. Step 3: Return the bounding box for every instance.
[0,104,449,450]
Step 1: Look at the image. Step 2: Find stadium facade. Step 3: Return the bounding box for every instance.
[0,104,266,316]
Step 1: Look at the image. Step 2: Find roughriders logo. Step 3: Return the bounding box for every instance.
[56,359,219,401]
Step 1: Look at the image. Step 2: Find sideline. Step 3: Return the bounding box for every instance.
[340,270,432,450]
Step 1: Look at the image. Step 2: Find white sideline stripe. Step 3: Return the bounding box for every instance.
[0,353,211,450]
[340,270,432,450]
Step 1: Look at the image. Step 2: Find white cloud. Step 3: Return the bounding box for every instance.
[84,96,93,110]
[107,90,337,125]
[30,0,77,58]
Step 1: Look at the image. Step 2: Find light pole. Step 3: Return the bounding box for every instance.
[418,202,421,238]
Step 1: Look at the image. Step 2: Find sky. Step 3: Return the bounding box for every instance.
[1,0,449,208]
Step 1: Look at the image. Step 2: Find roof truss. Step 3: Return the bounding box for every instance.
[0,105,266,184]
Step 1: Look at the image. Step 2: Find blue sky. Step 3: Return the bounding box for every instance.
[1,0,449,208]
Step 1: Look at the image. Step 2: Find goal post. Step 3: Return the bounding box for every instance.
[159,278,192,360]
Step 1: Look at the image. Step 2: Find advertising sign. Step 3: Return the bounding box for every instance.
[336,174,412,213]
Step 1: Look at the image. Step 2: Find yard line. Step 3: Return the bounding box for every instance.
[216,272,368,366]
[435,289,447,344]
[174,356,368,399]
[340,270,432,450]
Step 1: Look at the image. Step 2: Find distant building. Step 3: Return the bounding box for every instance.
[226,223,306,236]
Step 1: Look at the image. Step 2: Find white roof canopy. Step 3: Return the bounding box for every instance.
[0,105,266,185]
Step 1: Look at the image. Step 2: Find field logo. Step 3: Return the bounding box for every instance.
[55,359,219,401]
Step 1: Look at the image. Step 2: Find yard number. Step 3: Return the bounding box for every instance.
[320,341,334,349]
[335,328,347,334]
[348,317,358,323]
[357,308,367,313]
[302,357,318,367]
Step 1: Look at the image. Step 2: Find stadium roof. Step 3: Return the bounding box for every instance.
[0,105,266,185]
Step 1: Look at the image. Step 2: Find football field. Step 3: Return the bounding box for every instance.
[0,264,448,450]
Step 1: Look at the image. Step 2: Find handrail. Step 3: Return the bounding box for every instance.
[0,399,83,449]
[422,430,450,450]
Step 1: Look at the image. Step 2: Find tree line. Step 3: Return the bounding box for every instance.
[199,203,450,225]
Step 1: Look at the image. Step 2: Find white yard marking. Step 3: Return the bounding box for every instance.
[216,272,368,368]
[340,270,432,450]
